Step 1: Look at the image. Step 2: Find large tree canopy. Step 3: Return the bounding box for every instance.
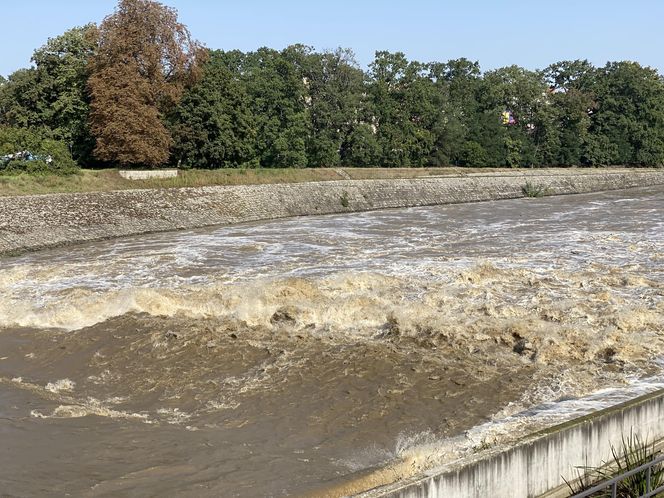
[88,0,203,167]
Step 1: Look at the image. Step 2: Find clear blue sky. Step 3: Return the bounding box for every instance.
[2,0,663,77]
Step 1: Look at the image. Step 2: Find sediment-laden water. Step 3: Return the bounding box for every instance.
[0,186,662,496]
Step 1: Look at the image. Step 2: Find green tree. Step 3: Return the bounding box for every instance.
[31,24,98,162]
[0,69,42,130]
[541,60,596,165]
[170,50,256,168]
[368,51,449,167]
[345,123,381,166]
[304,48,365,167]
[242,46,310,168]
[428,58,481,164]
[32,24,97,162]
[0,26,98,164]
[585,61,664,166]
[473,65,547,167]
[543,59,596,93]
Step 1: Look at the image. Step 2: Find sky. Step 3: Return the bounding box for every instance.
[2,0,664,77]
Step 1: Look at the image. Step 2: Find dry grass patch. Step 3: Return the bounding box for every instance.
[0,166,595,197]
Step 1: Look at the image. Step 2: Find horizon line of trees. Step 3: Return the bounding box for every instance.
[2,0,664,174]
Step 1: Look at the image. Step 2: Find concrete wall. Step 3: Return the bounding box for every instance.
[1,170,664,256]
[118,169,178,180]
[362,389,664,498]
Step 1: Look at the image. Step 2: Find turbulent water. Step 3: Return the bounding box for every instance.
[0,186,662,496]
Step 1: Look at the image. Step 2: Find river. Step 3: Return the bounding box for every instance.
[0,186,662,496]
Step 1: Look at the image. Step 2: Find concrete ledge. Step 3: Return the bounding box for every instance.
[361,389,664,498]
[118,169,178,180]
[1,170,664,257]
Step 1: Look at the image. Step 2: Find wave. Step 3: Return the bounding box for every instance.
[1,263,661,371]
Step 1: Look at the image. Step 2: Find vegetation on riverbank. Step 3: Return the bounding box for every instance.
[521,181,549,198]
[3,0,664,173]
[0,167,526,196]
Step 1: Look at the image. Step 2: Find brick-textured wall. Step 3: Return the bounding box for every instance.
[1,170,663,256]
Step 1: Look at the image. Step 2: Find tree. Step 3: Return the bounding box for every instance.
[170,50,256,168]
[472,65,547,167]
[368,51,439,167]
[584,61,664,166]
[88,0,203,167]
[428,59,481,165]
[541,60,596,166]
[304,48,365,167]
[457,141,489,167]
[0,69,42,130]
[0,26,98,164]
[344,123,381,166]
[480,65,547,131]
[241,46,310,168]
[31,25,98,163]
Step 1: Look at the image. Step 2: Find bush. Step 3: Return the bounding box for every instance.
[0,127,78,175]
[522,181,548,197]
[458,141,489,167]
[505,136,523,168]
[340,190,350,208]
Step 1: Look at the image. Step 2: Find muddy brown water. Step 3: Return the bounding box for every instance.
[0,186,663,497]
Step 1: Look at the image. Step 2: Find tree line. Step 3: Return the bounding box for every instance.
[2,0,664,173]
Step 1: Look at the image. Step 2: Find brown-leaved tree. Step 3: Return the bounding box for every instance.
[88,0,203,168]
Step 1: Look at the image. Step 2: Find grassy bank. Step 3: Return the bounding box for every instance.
[0,166,618,197]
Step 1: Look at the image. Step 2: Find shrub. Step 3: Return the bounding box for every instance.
[522,181,548,198]
[458,141,489,167]
[0,127,78,175]
[340,190,350,208]
[505,136,523,168]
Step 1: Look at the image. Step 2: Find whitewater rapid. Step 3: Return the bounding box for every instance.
[0,185,662,496]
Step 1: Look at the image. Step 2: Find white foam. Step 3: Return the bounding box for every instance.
[45,379,76,393]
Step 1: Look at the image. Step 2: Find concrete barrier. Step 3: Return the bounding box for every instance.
[1,169,664,256]
[118,169,178,180]
[361,389,664,498]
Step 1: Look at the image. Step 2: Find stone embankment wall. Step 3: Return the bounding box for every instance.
[1,169,663,256]
[362,389,664,498]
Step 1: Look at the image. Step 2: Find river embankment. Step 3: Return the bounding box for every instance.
[1,168,663,256]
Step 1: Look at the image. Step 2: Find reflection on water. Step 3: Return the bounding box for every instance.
[0,186,662,496]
